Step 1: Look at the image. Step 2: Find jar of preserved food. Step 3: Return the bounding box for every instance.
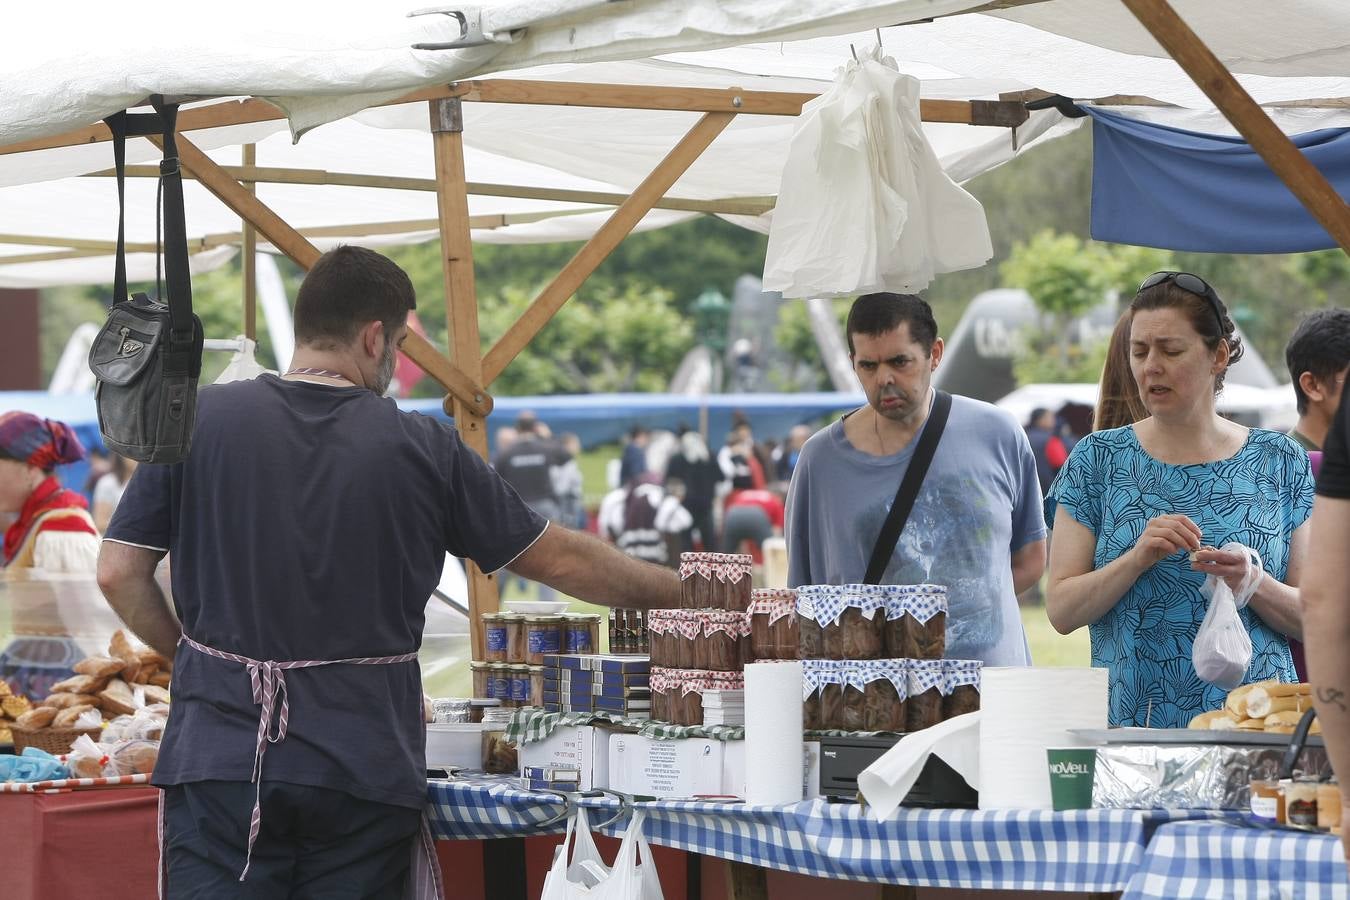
[905,659,945,733]
[470,661,492,699]
[1286,778,1320,827]
[861,659,908,732]
[482,612,508,663]
[1250,778,1285,822]
[749,589,799,661]
[701,610,750,672]
[647,609,680,668]
[941,659,982,720]
[508,665,531,705]
[503,613,527,664]
[800,585,886,660]
[523,615,565,665]
[488,663,512,702]
[883,584,948,660]
[528,665,546,708]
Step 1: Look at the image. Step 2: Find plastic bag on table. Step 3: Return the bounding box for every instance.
[541,807,663,900]
[1193,543,1262,690]
[103,703,168,742]
[66,733,110,779]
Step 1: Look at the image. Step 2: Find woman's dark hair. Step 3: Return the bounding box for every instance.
[1129,273,1244,392]
[1095,312,1148,431]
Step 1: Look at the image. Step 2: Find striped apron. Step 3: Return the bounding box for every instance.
[158,634,442,900]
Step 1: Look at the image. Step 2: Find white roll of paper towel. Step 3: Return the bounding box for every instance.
[978,666,1107,810]
[744,661,803,805]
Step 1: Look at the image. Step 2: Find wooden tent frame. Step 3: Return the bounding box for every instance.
[2,1,1348,673]
[0,2,1347,896]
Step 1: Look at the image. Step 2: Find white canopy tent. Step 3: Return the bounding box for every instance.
[2,1,1349,288]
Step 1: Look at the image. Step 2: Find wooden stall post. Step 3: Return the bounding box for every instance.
[1121,0,1350,255]
[241,143,257,341]
[430,97,499,661]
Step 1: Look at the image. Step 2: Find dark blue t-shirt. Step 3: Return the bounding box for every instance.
[106,375,546,808]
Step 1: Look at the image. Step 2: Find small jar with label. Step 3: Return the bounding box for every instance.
[524,615,565,665]
[1249,778,1285,822]
[483,613,508,663]
[470,661,492,699]
[563,613,600,654]
[489,663,512,702]
[503,613,527,663]
[507,665,531,705]
[1318,779,1341,832]
[1286,777,1320,827]
[527,665,546,708]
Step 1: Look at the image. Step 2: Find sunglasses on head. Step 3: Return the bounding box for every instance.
[1137,271,1225,334]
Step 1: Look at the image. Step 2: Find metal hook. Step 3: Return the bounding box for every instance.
[875,27,883,51]
[850,43,859,63]
[583,789,633,830]
[533,788,574,829]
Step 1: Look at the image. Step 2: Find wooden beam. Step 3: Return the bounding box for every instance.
[429,96,499,658]
[483,110,735,385]
[400,331,493,418]
[0,248,107,265]
[1120,0,1350,255]
[241,144,257,342]
[0,233,158,253]
[156,133,493,411]
[4,77,1035,158]
[87,165,778,217]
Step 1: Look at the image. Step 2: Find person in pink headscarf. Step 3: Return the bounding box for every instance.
[0,411,99,572]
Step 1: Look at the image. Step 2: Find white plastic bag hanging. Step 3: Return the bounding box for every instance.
[1192,542,1262,690]
[763,46,992,298]
[541,807,664,900]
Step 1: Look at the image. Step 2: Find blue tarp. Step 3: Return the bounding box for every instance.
[1,389,863,493]
[1087,107,1350,253]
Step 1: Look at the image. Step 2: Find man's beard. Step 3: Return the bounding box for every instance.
[373,338,397,396]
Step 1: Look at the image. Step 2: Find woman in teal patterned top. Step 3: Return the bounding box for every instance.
[1046,273,1311,728]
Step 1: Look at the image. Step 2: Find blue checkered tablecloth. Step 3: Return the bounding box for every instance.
[427,776,1203,891]
[1122,819,1348,900]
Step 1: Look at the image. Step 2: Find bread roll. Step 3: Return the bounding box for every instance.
[1236,718,1265,731]
[2,694,31,718]
[1246,686,1309,719]
[74,656,125,679]
[148,671,172,688]
[15,706,58,729]
[108,629,135,662]
[50,674,109,696]
[1311,718,1323,735]
[1189,710,1225,729]
[40,692,95,710]
[136,648,172,672]
[52,704,96,728]
[1262,710,1303,734]
[98,679,138,717]
[1225,684,1258,717]
[142,685,170,706]
[1208,714,1241,730]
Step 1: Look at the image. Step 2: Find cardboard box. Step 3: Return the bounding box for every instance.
[607,734,724,799]
[722,739,822,800]
[517,725,610,792]
[546,654,650,674]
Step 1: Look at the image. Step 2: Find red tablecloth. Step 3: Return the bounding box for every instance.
[0,785,160,900]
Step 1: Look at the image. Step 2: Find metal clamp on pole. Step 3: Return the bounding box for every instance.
[408,7,510,49]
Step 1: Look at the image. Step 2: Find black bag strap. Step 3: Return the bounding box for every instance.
[103,97,193,346]
[863,390,953,585]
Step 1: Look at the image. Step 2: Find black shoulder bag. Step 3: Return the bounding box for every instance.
[87,97,203,464]
[863,390,953,584]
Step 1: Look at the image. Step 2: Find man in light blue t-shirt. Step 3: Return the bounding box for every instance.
[785,292,1047,666]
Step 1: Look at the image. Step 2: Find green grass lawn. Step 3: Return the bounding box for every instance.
[1020,603,1091,667]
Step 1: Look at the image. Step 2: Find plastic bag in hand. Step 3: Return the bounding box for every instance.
[1192,542,1263,690]
[541,807,664,900]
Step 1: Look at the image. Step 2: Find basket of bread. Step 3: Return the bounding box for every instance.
[1189,680,1318,735]
[9,629,171,755]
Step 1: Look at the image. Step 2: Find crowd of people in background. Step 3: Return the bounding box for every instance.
[485,410,805,572]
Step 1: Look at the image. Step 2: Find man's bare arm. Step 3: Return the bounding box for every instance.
[97,541,180,658]
[508,525,681,609]
[1011,538,1047,597]
[1302,494,1350,866]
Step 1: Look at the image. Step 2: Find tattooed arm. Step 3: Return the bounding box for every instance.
[1302,493,1350,865]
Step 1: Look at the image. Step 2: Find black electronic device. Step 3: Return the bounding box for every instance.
[818,734,977,808]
